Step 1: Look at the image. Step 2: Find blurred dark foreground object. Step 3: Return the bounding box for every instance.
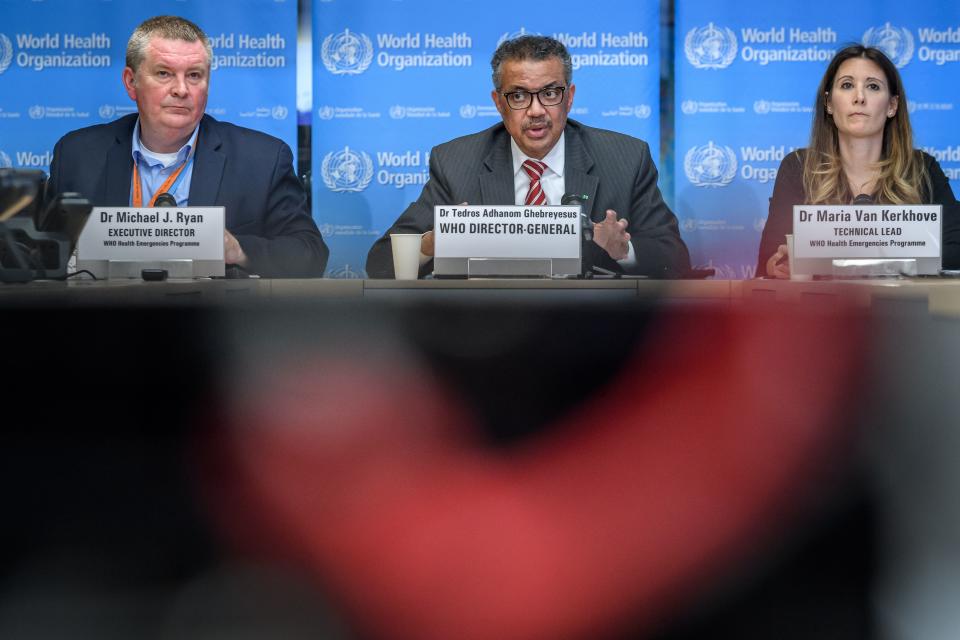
[206,297,867,640]
[0,294,874,639]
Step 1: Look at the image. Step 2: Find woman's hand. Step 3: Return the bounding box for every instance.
[765,244,791,279]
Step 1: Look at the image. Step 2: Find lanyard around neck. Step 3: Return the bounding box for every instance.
[131,143,196,207]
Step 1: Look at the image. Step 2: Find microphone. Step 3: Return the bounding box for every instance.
[560,193,590,206]
[852,193,874,205]
[153,192,177,207]
[561,193,592,243]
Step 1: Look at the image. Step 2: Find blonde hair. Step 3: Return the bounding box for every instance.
[804,45,928,204]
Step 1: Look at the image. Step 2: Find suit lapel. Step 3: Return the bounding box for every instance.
[480,129,515,204]
[103,118,135,206]
[564,123,599,220]
[188,115,226,206]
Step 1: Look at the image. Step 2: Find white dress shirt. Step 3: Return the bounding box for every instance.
[510,134,636,266]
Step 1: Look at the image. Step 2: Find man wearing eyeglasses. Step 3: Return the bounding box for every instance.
[366,35,689,278]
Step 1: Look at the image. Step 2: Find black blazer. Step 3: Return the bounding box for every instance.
[757,149,960,277]
[365,119,690,278]
[48,113,328,278]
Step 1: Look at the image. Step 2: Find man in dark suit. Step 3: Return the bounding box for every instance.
[366,35,689,279]
[47,15,328,278]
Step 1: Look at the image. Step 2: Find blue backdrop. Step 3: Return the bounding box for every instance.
[4,1,959,279]
[0,0,297,172]
[675,1,960,278]
[312,0,661,278]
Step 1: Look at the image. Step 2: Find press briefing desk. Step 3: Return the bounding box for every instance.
[739,277,960,318]
[2,276,960,318]
[0,277,728,305]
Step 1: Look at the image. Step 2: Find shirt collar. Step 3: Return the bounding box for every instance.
[131,118,200,168]
[511,131,566,178]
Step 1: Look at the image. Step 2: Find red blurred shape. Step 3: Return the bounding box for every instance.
[210,301,864,640]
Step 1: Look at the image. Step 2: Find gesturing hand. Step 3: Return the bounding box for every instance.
[592,210,630,260]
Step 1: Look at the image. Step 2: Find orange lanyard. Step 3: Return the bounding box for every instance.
[131,145,195,207]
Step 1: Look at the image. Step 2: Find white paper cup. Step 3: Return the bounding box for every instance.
[785,234,795,277]
[785,234,811,281]
[390,233,422,280]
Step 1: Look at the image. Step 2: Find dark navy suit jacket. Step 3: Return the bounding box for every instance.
[48,113,328,278]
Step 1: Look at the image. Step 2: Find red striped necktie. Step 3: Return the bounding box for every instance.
[522,159,548,206]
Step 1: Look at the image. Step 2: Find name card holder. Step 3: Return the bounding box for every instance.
[792,204,942,277]
[77,206,225,279]
[830,258,920,278]
[434,204,581,278]
[466,258,553,278]
[107,259,195,279]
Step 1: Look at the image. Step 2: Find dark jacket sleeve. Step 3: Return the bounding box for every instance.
[757,150,805,277]
[925,153,960,269]
[574,131,689,278]
[621,140,690,278]
[365,145,452,279]
[46,138,64,204]
[233,141,329,278]
[44,120,126,207]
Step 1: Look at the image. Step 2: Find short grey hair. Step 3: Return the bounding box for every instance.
[126,15,212,72]
[490,35,572,90]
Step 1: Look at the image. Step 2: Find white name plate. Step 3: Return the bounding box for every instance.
[793,204,941,259]
[77,206,225,278]
[79,207,225,260]
[434,204,580,259]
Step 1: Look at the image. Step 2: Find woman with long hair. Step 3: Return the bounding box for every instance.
[757,44,959,278]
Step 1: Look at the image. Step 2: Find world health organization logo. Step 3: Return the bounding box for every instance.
[685,23,737,69]
[634,105,652,119]
[271,105,288,120]
[389,105,406,119]
[99,104,116,119]
[0,33,16,77]
[28,105,45,119]
[0,150,11,168]
[684,142,738,188]
[753,100,771,115]
[681,100,698,115]
[0,34,13,75]
[328,264,364,279]
[321,146,374,192]
[498,27,539,46]
[317,105,334,120]
[863,23,914,68]
[321,29,373,75]
[459,104,477,119]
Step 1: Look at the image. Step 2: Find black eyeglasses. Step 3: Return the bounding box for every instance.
[501,86,566,110]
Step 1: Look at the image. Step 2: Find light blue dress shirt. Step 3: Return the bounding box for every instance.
[130,119,200,207]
